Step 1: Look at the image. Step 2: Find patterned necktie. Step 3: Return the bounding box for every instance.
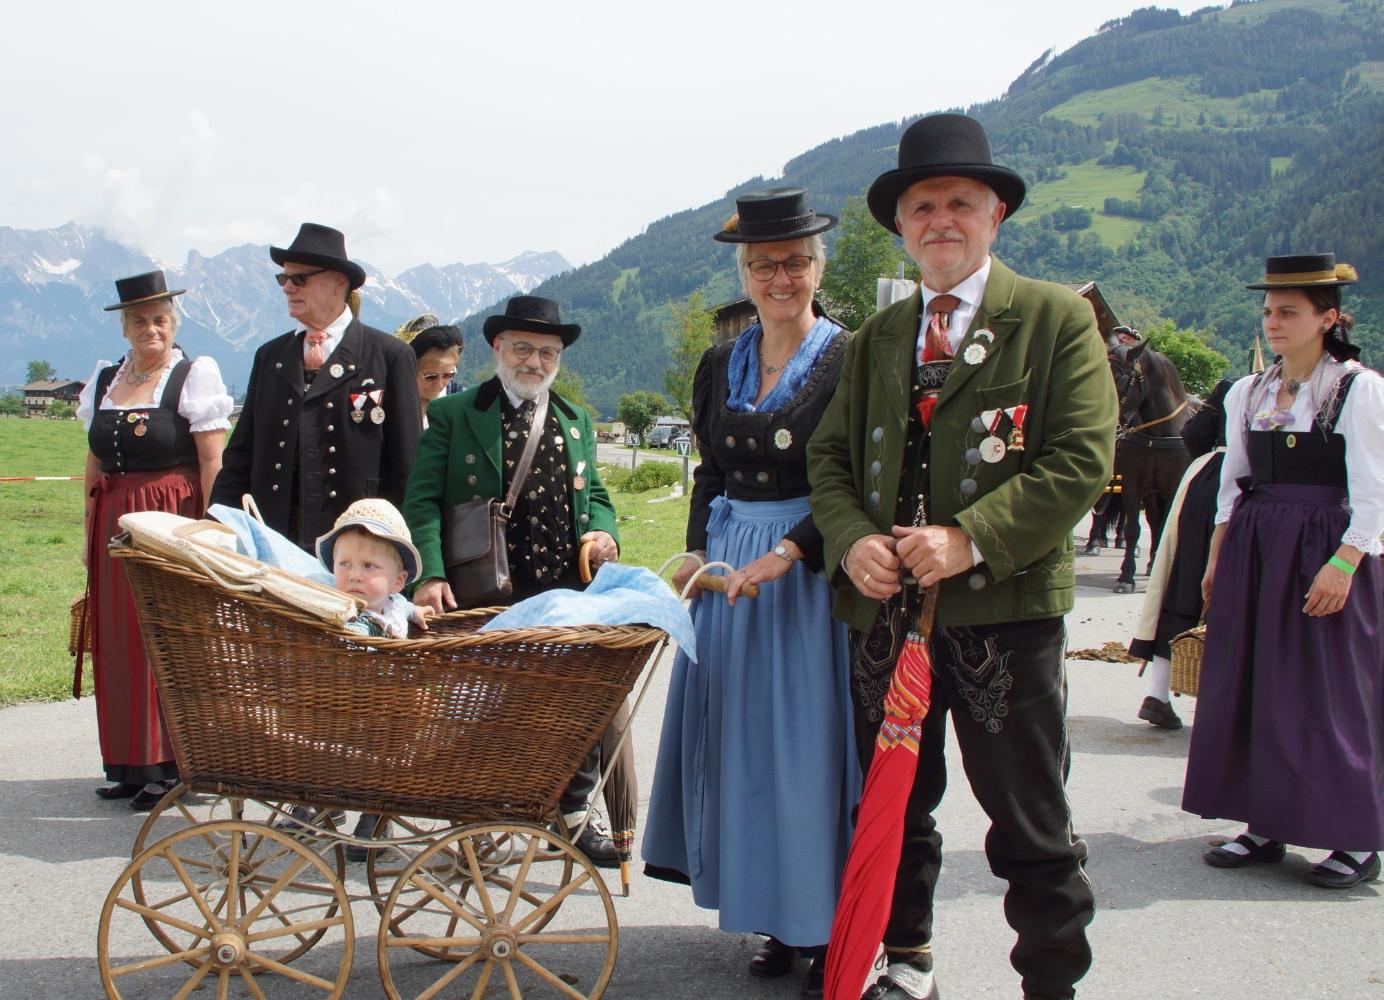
[921,294,962,363]
[305,330,328,371]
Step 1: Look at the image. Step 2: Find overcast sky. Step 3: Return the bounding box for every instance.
[3,0,1203,274]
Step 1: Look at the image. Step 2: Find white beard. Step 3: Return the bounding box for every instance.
[496,361,557,401]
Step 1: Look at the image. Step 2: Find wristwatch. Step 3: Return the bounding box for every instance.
[772,544,796,565]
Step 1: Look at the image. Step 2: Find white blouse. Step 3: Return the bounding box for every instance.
[1216,361,1384,555]
[77,350,234,434]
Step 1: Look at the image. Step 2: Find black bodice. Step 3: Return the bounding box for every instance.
[1244,370,1357,490]
[88,359,198,474]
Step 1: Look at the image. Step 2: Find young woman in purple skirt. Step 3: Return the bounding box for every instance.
[1185,253,1384,889]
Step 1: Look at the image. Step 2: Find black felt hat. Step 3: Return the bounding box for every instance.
[1245,253,1358,290]
[270,222,367,290]
[482,296,581,346]
[867,113,1027,234]
[103,270,186,311]
[713,187,837,244]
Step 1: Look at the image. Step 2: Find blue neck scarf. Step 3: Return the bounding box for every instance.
[726,314,840,413]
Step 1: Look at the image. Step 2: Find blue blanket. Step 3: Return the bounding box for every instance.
[207,504,335,586]
[478,563,696,659]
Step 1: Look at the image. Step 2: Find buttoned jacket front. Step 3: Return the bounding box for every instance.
[211,318,421,546]
[807,256,1117,631]
[403,378,619,584]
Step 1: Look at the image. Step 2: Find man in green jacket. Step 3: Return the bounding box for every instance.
[808,114,1115,1000]
[404,295,621,865]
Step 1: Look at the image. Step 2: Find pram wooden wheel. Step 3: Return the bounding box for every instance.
[370,814,576,956]
[98,819,354,998]
[377,821,617,999]
[129,785,347,965]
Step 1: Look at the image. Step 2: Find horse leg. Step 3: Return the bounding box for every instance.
[1144,494,1167,575]
[1115,498,1141,593]
[1084,506,1107,555]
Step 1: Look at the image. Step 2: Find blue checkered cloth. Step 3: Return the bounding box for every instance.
[478,563,696,659]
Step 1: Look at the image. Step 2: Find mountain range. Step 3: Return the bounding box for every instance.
[0,222,569,392]
[454,0,1382,413]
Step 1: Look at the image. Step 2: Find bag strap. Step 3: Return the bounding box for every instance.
[500,392,550,519]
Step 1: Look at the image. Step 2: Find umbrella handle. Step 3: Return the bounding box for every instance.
[578,539,595,583]
[694,572,759,599]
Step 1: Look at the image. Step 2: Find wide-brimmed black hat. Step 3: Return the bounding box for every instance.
[482,295,581,347]
[867,113,1027,234]
[270,222,367,290]
[103,270,185,311]
[713,187,837,244]
[1246,253,1358,290]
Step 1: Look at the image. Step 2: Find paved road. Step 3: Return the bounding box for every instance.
[1,540,1380,998]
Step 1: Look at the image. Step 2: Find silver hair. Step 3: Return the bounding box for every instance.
[734,235,827,295]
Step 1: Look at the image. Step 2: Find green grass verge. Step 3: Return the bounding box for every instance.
[0,417,90,705]
[1014,162,1148,248]
[0,420,695,706]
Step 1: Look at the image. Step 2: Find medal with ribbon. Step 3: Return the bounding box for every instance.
[978,409,1006,463]
[349,392,367,423]
[1006,404,1028,451]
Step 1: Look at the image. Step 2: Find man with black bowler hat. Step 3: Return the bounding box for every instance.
[808,114,1116,1000]
[211,222,421,547]
[404,295,622,866]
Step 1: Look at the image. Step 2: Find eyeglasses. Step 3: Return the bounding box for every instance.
[420,370,457,384]
[745,255,814,281]
[275,268,330,288]
[499,338,562,364]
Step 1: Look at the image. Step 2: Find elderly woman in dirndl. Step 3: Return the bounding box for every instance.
[642,188,859,998]
[1185,253,1384,889]
[78,271,232,810]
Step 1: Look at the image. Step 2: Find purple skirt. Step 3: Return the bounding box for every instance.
[1182,484,1384,850]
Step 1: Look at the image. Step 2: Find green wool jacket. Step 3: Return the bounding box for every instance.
[807,257,1117,631]
[403,378,619,584]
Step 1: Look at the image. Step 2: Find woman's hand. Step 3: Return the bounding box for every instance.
[413,578,456,616]
[1201,523,1228,606]
[580,530,619,568]
[1303,547,1361,617]
[725,548,794,605]
[671,554,704,597]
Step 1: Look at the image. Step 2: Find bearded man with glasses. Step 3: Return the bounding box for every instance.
[403,294,622,865]
[212,222,420,548]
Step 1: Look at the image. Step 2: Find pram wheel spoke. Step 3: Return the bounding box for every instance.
[99,820,354,999]
[130,787,347,965]
[377,822,617,999]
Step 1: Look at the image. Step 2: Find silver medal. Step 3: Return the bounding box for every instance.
[329,363,344,379]
[370,407,385,425]
[980,435,1006,463]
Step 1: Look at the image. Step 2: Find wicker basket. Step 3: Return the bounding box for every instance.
[68,593,90,657]
[112,542,667,824]
[1169,624,1205,696]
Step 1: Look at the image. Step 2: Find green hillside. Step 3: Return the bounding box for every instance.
[460,0,1383,414]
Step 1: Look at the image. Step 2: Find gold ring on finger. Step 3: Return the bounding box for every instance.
[863,572,872,586]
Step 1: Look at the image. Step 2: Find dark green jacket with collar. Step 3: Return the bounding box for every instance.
[807,256,1116,631]
[403,376,619,584]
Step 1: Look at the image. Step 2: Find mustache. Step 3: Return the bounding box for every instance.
[923,231,963,244]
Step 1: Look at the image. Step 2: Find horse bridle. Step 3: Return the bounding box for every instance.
[1112,354,1188,444]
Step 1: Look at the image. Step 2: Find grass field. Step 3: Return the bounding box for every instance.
[0,417,90,705]
[0,417,693,706]
[1046,77,1281,130]
[1015,162,1148,248]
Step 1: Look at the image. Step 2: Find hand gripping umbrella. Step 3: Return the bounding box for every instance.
[825,582,939,1000]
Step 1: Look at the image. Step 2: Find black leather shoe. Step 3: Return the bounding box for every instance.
[572,818,621,869]
[800,952,825,998]
[1138,696,1182,730]
[129,781,175,812]
[95,782,142,800]
[345,813,385,863]
[1204,834,1286,868]
[1307,851,1381,889]
[748,936,797,978]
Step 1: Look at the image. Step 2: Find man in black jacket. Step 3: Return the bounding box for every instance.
[212,223,420,548]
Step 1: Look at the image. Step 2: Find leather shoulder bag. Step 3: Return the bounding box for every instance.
[440,393,549,608]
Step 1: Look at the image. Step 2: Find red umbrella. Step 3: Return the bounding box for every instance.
[825,584,939,1000]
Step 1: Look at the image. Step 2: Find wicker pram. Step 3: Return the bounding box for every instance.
[97,518,669,999]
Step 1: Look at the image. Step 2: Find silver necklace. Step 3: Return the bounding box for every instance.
[126,361,170,387]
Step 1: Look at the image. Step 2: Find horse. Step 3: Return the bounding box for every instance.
[1108,342,1194,593]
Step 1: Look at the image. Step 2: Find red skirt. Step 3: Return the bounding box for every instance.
[86,466,202,783]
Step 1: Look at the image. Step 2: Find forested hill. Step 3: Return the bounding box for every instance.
[461,0,1384,415]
